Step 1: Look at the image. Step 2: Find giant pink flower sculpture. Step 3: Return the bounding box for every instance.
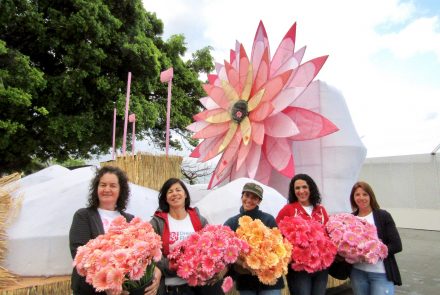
[187,21,339,188]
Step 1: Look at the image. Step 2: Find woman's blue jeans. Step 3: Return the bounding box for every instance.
[239,289,282,295]
[350,267,395,295]
[286,268,328,295]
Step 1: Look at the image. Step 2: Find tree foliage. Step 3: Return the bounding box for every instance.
[0,0,213,173]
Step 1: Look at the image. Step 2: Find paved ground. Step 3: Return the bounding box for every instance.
[326,228,440,295]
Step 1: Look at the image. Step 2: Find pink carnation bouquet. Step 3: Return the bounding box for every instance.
[278,216,336,273]
[326,213,388,264]
[168,224,249,288]
[73,216,162,293]
[235,216,292,285]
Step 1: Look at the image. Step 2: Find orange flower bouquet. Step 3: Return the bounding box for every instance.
[235,216,292,285]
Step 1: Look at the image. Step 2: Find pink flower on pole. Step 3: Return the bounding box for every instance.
[326,213,388,264]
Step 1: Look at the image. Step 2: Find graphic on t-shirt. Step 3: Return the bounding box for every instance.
[169,231,193,246]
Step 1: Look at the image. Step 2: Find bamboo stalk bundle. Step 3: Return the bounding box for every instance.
[102,153,183,190]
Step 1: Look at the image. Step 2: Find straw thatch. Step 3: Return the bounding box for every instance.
[0,276,71,295]
[0,173,21,289]
[102,153,183,190]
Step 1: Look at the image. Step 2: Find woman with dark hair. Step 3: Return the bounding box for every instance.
[69,166,137,295]
[150,178,224,295]
[275,174,329,295]
[349,181,402,295]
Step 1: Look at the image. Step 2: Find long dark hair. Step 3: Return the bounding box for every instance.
[87,166,130,211]
[350,181,380,212]
[158,178,191,212]
[288,173,321,207]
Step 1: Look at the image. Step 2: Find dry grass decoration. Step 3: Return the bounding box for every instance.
[102,153,183,190]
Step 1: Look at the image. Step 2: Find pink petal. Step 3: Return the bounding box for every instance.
[202,85,231,110]
[207,75,218,85]
[238,45,251,93]
[279,154,295,178]
[224,61,240,94]
[249,101,274,122]
[246,144,262,179]
[215,63,228,82]
[187,121,209,133]
[230,48,236,65]
[260,70,292,102]
[216,131,242,176]
[251,121,265,145]
[189,144,201,158]
[251,21,270,82]
[290,80,320,109]
[293,46,306,68]
[271,87,305,115]
[264,112,300,137]
[254,153,272,185]
[193,108,224,121]
[251,47,270,94]
[234,41,241,69]
[231,160,248,179]
[270,22,296,77]
[199,96,219,110]
[284,107,339,140]
[287,55,328,88]
[208,158,233,189]
[192,137,224,161]
[193,122,230,139]
[263,137,292,171]
[236,140,252,171]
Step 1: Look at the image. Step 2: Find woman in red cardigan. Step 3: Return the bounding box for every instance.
[276,174,329,295]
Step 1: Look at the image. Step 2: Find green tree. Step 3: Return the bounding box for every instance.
[0,0,214,173]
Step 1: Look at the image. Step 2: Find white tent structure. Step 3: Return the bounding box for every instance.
[4,165,159,276]
[194,177,287,225]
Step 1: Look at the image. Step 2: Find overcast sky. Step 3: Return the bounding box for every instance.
[142,0,440,158]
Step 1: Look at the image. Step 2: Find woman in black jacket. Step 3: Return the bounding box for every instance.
[349,181,402,295]
[69,166,144,295]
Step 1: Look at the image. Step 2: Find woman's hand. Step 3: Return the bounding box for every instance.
[206,266,229,285]
[334,254,345,262]
[143,267,162,295]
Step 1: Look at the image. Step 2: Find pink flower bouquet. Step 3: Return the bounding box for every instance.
[278,216,336,273]
[73,216,162,293]
[168,224,249,286]
[326,213,388,264]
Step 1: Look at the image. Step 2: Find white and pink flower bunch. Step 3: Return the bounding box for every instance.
[278,216,337,273]
[326,213,388,264]
[168,224,249,287]
[73,216,162,293]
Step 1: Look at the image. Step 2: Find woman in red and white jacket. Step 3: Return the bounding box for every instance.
[276,174,329,295]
